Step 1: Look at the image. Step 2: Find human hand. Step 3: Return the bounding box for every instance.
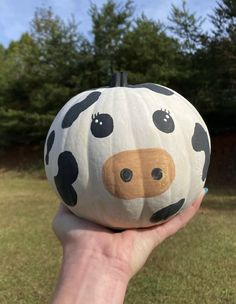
[51,190,207,303]
[52,189,207,279]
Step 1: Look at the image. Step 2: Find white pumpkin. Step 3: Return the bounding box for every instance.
[44,72,211,229]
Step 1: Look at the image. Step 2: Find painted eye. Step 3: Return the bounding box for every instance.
[91,113,114,138]
[152,109,175,133]
[151,168,163,180]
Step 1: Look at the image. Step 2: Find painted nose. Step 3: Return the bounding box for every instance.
[102,148,175,199]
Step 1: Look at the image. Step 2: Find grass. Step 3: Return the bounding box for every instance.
[0,171,236,304]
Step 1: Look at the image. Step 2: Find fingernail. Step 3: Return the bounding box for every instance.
[204,187,208,195]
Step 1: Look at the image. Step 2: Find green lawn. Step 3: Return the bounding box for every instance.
[0,171,236,304]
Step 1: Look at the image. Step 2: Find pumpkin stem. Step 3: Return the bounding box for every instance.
[110,72,128,87]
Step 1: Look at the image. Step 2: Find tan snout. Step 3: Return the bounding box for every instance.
[102,148,175,199]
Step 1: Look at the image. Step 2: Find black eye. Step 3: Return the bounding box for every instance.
[151,168,163,180]
[91,113,114,138]
[152,109,175,133]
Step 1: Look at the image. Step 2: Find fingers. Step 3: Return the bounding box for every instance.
[155,189,206,243]
[134,189,207,250]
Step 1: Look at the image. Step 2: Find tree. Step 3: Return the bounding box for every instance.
[0,33,37,110]
[0,44,6,106]
[89,0,134,86]
[211,0,236,41]
[208,0,236,111]
[117,14,179,85]
[167,1,213,111]
[168,0,207,54]
[29,7,86,112]
[0,8,87,149]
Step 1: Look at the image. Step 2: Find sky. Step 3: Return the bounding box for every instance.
[0,0,217,47]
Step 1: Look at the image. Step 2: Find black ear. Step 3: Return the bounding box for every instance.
[192,123,210,181]
[62,91,101,128]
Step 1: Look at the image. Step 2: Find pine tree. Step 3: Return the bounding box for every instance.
[89,0,134,86]
[209,0,236,111]
[168,0,207,54]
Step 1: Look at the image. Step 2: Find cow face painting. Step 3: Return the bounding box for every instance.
[44,73,211,229]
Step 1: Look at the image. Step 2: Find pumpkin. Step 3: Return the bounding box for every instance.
[44,72,211,229]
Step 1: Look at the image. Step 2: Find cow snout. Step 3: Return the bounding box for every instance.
[102,148,175,199]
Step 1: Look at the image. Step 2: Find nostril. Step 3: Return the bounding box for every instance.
[120,168,133,182]
[152,168,163,180]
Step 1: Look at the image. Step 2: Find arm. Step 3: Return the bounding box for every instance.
[52,247,129,304]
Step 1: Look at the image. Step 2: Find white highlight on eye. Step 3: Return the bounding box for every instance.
[164,118,167,122]
[99,122,103,125]
[166,115,170,118]
[95,119,99,123]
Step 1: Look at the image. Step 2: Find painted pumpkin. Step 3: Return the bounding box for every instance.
[44,72,211,229]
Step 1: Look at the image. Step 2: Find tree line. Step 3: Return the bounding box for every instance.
[0,0,235,149]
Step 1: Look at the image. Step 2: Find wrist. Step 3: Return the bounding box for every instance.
[52,245,131,304]
[65,244,131,274]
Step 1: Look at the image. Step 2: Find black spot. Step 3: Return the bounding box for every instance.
[129,83,174,96]
[54,151,79,206]
[62,91,101,128]
[192,123,210,181]
[45,130,55,165]
[152,109,175,133]
[151,168,163,180]
[150,199,185,223]
[120,168,133,182]
[91,113,114,138]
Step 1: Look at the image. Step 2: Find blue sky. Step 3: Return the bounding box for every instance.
[0,0,216,47]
